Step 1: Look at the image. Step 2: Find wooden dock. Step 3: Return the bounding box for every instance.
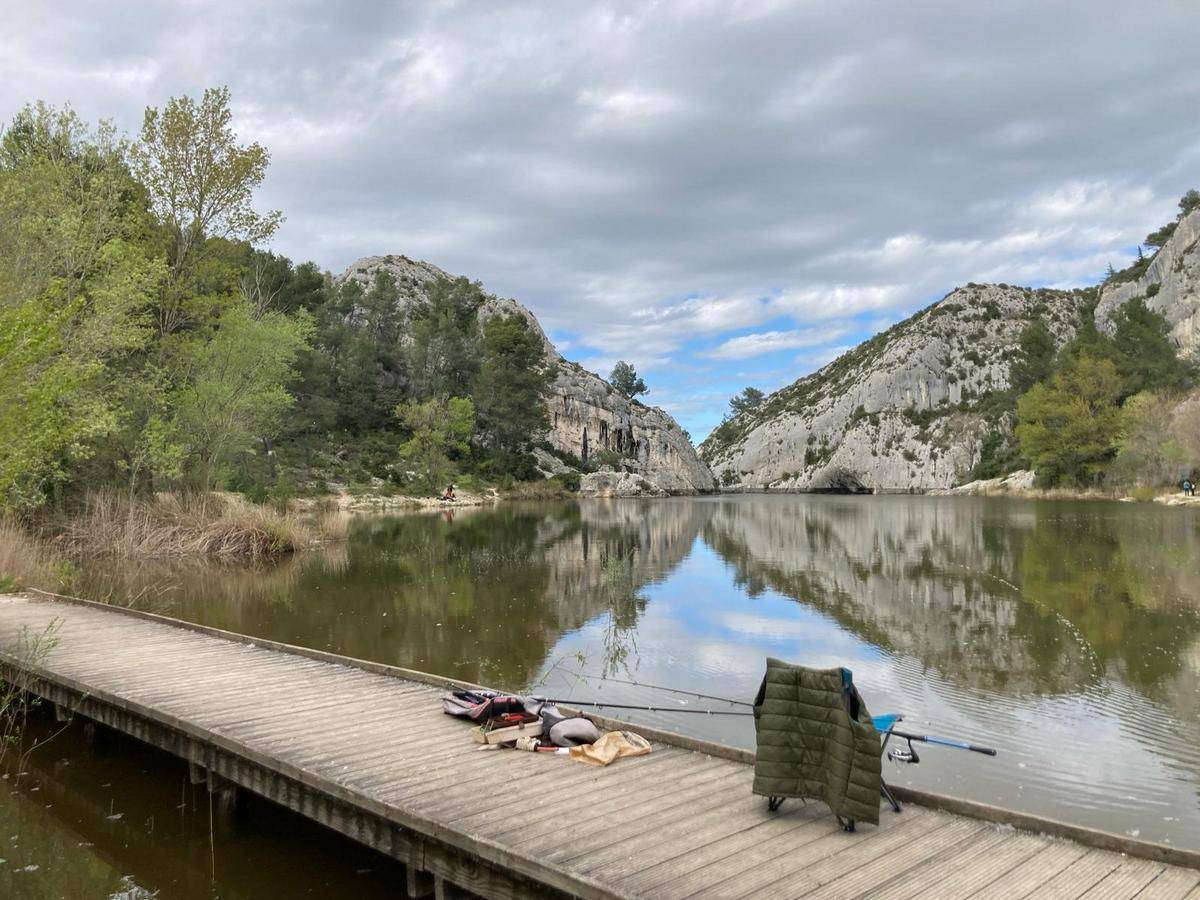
[0,592,1197,899]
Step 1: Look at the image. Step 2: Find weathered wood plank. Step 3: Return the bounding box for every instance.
[1022,847,1124,899]
[809,817,986,899]
[1137,866,1200,899]
[582,791,824,883]
[509,762,748,859]
[548,769,756,869]
[692,809,938,900]
[969,842,1090,900]
[860,826,1030,900]
[616,805,830,895]
[1082,857,1165,900]
[0,594,1196,900]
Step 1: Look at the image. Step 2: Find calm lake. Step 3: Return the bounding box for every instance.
[7,493,1200,894]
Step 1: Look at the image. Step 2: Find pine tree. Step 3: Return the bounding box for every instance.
[610,361,648,399]
[474,314,553,476]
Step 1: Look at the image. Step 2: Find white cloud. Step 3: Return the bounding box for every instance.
[773,285,906,320]
[5,0,1199,435]
[706,325,850,360]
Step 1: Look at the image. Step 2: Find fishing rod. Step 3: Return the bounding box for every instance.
[887,728,997,756]
[560,671,753,707]
[537,697,753,716]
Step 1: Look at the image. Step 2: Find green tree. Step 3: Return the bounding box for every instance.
[1009,320,1056,394]
[133,87,281,336]
[407,276,483,401]
[610,361,647,399]
[729,387,765,416]
[323,271,408,433]
[1145,222,1177,249]
[167,302,313,489]
[1179,189,1200,218]
[1057,310,1121,371]
[1111,391,1186,487]
[1015,354,1124,486]
[1110,297,1194,396]
[474,314,553,475]
[395,396,474,490]
[0,104,162,509]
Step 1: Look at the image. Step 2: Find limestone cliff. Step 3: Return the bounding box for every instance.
[339,255,715,494]
[1096,208,1200,352]
[699,285,1094,491]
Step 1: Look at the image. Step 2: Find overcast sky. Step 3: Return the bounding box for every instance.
[5,1,1200,438]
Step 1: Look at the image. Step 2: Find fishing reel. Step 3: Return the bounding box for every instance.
[886,737,920,765]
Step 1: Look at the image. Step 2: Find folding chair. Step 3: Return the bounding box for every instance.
[871,713,906,813]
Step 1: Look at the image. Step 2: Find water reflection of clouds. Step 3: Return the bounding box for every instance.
[76,495,1200,849]
[539,497,1200,848]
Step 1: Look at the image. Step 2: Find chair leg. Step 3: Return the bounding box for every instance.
[767,796,785,812]
[836,815,855,833]
[881,779,902,813]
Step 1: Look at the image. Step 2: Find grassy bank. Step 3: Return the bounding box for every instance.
[0,519,66,593]
[0,491,355,596]
[0,479,580,595]
[52,491,328,561]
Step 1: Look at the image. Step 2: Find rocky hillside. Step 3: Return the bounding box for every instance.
[340,255,715,494]
[699,284,1094,491]
[1096,208,1200,351]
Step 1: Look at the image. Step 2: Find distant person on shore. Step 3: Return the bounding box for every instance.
[441,484,456,501]
[1182,479,1194,497]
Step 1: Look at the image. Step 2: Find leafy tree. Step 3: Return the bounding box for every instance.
[1145,222,1177,249]
[1111,392,1186,487]
[1180,189,1200,218]
[1171,395,1200,476]
[971,429,1023,481]
[1009,320,1056,394]
[407,276,483,401]
[0,104,162,509]
[1015,354,1124,486]
[729,387,765,416]
[167,302,313,489]
[1057,309,1121,372]
[474,314,552,475]
[395,396,474,491]
[1110,297,1195,396]
[133,86,281,336]
[610,361,647,399]
[323,271,408,432]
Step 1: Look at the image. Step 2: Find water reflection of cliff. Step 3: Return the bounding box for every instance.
[78,500,712,688]
[76,495,1200,703]
[700,495,1200,698]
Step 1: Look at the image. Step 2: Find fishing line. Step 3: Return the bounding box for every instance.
[552,668,753,707]
[541,697,753,716]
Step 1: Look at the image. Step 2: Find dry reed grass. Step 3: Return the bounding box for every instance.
[53,491,318,561]
[0,518,64,592]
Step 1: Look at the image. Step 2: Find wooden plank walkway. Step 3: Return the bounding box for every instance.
[0,593,1196,899]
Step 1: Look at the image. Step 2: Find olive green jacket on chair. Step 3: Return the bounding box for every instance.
[752,658,883,825]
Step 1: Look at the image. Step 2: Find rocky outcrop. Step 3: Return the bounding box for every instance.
[931,470,1036,495]
[339,255,715,494]
[1096,209,1200,353]
[699,285,1094,491]
[578,471,668,498]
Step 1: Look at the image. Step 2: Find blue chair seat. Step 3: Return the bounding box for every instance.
[872,713,902,733]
